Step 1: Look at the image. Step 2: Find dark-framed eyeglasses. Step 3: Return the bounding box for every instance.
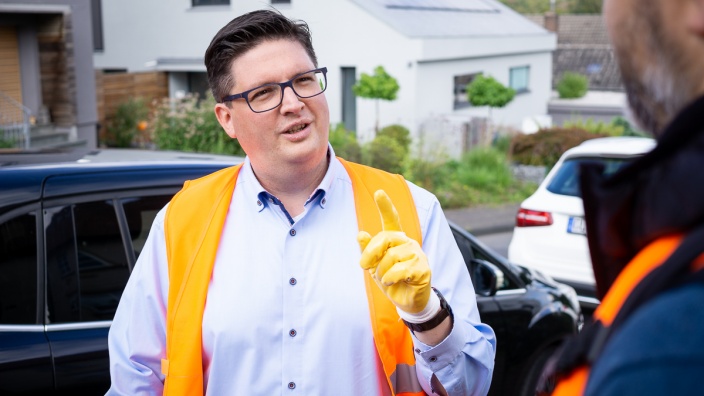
[220,67,328,113]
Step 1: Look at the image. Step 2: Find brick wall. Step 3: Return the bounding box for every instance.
[38,13,76,128]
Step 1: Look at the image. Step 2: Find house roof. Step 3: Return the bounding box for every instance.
[526,13,623,91]
[553,47,622,91]
[350,0,550,38]
[525,14,610,45]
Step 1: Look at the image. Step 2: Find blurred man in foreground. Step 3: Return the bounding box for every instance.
[548,0,704,394]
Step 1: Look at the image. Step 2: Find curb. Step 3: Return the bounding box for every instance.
[467,224,515,236]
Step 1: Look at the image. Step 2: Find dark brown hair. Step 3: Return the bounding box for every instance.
[204,9,318,103]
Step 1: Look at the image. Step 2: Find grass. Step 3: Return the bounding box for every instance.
[404,146,537,209]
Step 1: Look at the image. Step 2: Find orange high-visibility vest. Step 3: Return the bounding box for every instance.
[552,234,704,395]
[161,158,426,396]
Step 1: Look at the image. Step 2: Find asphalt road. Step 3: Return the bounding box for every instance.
[476,230,512,258]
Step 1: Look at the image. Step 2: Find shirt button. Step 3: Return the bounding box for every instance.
[288,382,296,390]
[289,278,297,286]
[256,200,262,206]
[429,356,437,362]
[414,348,421,354]
[321,198,326,204]
[290,229,296,236]
[289,329,297,337]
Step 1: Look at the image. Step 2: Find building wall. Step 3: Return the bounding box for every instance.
[0,25,23,116]
[415,49,553,158]
[94,0,554,151]
[0,0,99,148]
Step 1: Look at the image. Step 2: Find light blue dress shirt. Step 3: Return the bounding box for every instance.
[107,150,496,395]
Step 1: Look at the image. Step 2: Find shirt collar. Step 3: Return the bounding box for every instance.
[240,144,339,213]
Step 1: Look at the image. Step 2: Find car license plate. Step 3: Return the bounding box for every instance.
[567,217,587,235]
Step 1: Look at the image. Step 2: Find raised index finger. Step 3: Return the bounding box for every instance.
[374,190,402,232]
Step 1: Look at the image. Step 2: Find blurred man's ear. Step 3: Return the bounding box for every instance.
[688,0,704,35]
[214,103,237,139]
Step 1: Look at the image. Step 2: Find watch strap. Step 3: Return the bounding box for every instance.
[402,288,453,333]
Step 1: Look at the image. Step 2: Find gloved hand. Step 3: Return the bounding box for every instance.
[357,190,432,314]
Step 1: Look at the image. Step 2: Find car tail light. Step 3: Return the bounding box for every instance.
[516,208,553,227]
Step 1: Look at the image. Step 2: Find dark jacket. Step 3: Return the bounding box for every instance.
[581,95,704,298]
[578,95,704,395]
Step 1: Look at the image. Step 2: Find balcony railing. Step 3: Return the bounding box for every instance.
[0,91,32,149]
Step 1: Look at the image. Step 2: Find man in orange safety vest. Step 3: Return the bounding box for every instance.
[106,9,496,396]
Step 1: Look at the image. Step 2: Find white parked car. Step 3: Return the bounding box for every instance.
[507,136,656,310]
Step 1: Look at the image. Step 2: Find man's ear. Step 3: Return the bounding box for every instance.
[214,103,237,139]
[687,0,704,35]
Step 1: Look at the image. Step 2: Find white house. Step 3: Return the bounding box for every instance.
[94,0,555,158]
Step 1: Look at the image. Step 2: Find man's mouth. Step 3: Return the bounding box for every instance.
[285,124,308,134]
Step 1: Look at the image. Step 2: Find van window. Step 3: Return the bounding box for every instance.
[0,212,38,324]
[121,195,172,258]
[45,201,130,323]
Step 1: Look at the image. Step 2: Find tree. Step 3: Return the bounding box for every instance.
[466,75,516,129]
[556,72,589,98]
[352,66,400,133]
[566,0,602,13]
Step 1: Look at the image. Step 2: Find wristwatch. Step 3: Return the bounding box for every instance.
[402,288,454,333]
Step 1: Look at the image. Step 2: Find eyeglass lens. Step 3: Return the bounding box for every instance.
[247,70,327,112]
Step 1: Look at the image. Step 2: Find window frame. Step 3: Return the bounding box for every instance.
[191,0,230,6]
[0,203,43,325]
[509,65,530,94]
[453,72,481,110]
[41,187,180,325]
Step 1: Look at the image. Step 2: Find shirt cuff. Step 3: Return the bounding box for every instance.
[412,316,468,371]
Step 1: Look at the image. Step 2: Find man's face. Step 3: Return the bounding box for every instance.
[215,39,330,173]
[604,0,700,137]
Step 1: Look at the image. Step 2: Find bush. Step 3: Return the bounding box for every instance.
[510,128,606,169]
[563,118,624,136]
[405,157,454,194]
[364,134,406,174]
[104,98,150,148]
[557,72,589,99]
[612,116,648,137]
[0,133,14,148]
[405,147,537,208]
[329,123,362,162]
[377,124,411,156]
[466,75,516,108]
[150,93,244,155]
[492,133,513,154]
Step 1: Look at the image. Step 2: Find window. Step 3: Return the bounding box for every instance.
[91,0,104,51]
[121,195,172,259]
[0,212,38,324]
[341,67,357,132]
[547,157,632,197]
[453,72,480,110]
[509,66,530,93]
[45,201,130,323]
[192,0,229,6]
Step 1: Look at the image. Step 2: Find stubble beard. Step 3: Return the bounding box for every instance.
[615,3,697,139]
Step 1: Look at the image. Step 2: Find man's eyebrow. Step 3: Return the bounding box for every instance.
[237,68,316,91]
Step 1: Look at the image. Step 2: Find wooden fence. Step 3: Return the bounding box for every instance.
[95,70,168,134]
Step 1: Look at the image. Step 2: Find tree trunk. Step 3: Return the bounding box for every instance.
[375,100,380,133]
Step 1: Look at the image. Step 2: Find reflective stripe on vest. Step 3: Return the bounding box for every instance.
[161,159,426,396]
[551,234,704,396]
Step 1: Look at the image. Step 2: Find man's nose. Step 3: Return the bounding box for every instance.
[279,86,304,113]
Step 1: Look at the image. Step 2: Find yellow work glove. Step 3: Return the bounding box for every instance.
[357,190,432,314]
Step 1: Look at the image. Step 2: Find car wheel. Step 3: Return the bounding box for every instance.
[517,344,559,396]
